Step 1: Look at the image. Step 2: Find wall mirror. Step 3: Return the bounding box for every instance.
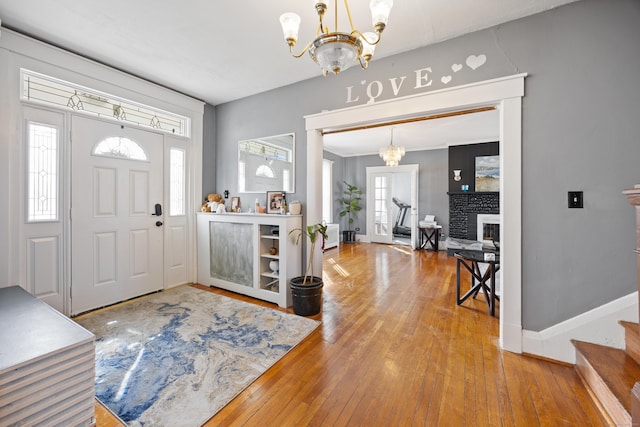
[238,133,295,193]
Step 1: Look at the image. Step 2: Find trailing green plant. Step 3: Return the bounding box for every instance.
[289,223,328,285]
[339,181,362,231]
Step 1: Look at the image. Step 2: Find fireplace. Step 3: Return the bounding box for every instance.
[477,214,500,246]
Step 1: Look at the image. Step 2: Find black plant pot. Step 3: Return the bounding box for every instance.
[342,230,356,243]
[289,276,323,316]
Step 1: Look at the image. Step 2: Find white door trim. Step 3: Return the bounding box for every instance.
[305,73,526,353]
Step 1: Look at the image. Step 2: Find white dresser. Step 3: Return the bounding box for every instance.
[196,213,302,308]
[0,286,95,426]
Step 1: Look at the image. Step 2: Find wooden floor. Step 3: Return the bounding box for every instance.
[96,243,606,426]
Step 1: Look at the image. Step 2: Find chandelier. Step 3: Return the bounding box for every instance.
[279,0,393,76]
[379,128,405,167]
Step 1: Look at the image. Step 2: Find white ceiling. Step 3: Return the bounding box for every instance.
[0,0,577,156]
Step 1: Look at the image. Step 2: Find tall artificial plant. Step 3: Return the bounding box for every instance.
[339,181,362,231]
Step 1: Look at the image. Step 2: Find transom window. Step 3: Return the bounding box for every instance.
[21,69,190,137]
[92,137,148,161]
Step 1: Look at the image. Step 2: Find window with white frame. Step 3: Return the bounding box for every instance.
[322,159,333,223]
[27,122,59,222]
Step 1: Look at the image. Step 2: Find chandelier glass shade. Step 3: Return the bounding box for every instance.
[379,128,405,167]
[280,0,393,75]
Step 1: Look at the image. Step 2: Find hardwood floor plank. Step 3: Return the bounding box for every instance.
[94,243,606,426]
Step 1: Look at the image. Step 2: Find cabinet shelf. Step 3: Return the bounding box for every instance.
[197,213,301,308]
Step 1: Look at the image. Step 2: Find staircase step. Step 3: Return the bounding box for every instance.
[621,321,640,366]
[572,339,640,427]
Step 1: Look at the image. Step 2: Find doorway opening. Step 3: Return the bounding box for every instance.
[305,74,525,353]
[366,164,419,249]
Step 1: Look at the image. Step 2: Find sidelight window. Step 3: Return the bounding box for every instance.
[27,122,59,222]
[169,148,185,216]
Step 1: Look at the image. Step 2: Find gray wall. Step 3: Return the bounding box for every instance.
[210,0,640,331]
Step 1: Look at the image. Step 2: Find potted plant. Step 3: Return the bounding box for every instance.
[339,181,362,243]
[289,223,328,316]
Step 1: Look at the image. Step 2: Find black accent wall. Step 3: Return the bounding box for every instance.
[448,142,499,193]
[448,142,499,239]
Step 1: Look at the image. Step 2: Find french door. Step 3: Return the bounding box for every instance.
[366,165,419,248]
[71,116,164,314]
[369,172,393,244]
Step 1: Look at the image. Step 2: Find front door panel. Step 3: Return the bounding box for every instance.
[71,116,164,314]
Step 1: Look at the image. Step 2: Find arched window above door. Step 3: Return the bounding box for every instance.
[92,136,148,161]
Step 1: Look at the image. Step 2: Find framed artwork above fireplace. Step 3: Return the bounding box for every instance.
[475,155,500,192]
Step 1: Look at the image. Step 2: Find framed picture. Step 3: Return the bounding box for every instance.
[267,191,285,214]
[475,155,500,192]
[230,196,240,212]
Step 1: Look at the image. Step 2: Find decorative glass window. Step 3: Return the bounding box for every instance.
[92,137,148,161]
[239,140,290,162]
[256,164,275,178]
[21,69,190,137]
[27,122,59,222]
[169,148,185,216]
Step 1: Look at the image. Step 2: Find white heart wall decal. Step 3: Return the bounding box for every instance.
[452,63,462,73]
[441,75,452,84]
[466,54,487,70]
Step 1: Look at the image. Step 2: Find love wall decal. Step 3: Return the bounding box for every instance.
[466,54,487,70]
[343,53,488,105]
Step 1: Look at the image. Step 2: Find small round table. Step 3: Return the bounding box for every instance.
[454,249,500,316]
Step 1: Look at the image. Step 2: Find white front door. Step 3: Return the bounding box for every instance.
[71,116,164,314]
[368,171,393,244]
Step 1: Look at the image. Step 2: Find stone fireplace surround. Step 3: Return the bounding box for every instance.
[448,192,499,240]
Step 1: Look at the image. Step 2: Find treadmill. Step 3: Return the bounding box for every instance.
[392,197,412,237]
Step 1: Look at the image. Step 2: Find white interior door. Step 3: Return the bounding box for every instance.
[368,171,393,244]
[367,165,419,248]
[71,116,164,314]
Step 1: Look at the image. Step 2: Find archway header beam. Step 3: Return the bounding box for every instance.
[304,73,526,132]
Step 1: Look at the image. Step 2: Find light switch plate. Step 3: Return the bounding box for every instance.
[568,191,583,208]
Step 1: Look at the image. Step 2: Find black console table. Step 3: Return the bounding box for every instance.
[454,249,500,316]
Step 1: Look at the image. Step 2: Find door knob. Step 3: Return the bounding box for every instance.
[155,221,163,227]
[152,203,162,216]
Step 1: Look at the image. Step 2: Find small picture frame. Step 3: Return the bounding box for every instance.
[230,196,240,212]
[266,191,285,214]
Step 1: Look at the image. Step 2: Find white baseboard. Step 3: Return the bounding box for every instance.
[522,292,638,364]
[355,233,369,243]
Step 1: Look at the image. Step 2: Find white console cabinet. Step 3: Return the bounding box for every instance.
[196,213,302,307]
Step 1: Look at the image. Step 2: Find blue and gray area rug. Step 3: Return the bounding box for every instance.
[75,285,320,426]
